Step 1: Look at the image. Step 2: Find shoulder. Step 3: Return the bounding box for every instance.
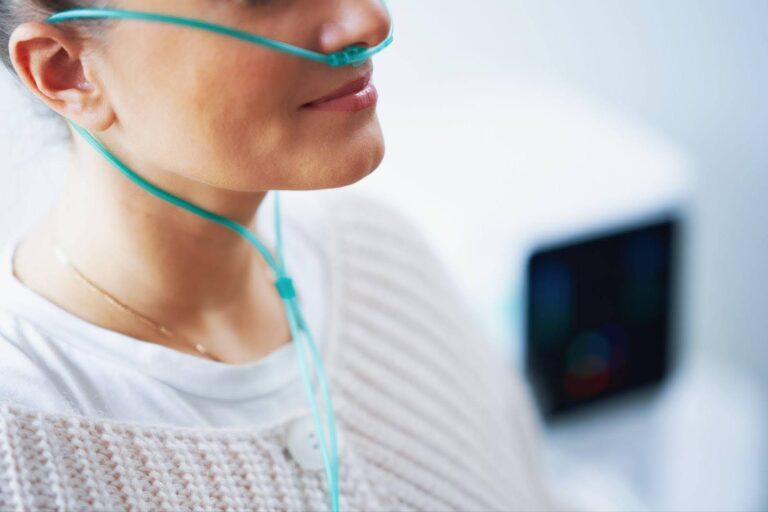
[314,188,429,244]
[318,192,567,508]
[0,309,78,415]
[282,188,428,250]
[319,188,474,323]
[285,188,442,278]
[312,187,446,279]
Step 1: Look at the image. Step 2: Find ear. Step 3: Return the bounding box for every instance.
[9,21,115,132]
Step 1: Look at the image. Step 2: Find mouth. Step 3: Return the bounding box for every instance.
[300,69,377,112]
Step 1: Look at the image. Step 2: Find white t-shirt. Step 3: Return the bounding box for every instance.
[0,192,331,429]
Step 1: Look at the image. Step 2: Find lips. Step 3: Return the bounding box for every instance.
[302,70,373,108]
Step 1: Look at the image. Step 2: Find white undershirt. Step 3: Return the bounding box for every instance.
[0,192,331,429]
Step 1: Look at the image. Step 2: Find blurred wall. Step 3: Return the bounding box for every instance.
[384,0,768,380]
[478,0,768,390]
[373,0,768,395]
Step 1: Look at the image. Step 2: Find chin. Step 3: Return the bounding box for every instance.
[292,136,385,191]
[227,126,385,191]
[328,145,385,190]
[331,162,380,189]
[294,161,380,191]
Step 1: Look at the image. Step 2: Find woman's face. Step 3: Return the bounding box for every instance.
[84,0,392,191]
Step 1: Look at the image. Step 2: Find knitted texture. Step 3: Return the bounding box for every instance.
[0,191,565,512]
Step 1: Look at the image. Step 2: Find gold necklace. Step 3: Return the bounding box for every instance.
[51,238,222,362]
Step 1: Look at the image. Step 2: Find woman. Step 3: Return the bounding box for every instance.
[0,0,567,510]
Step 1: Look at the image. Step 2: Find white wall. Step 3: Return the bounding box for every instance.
[0,75,67,241]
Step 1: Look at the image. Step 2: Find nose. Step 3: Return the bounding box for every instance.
[318,0,392,56]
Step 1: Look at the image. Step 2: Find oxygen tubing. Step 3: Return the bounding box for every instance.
[68,121,342,512]
[47,0,393,68]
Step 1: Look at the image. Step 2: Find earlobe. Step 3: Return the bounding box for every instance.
[9,21,114,132]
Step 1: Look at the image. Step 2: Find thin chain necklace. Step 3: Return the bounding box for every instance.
[51,238,223,362]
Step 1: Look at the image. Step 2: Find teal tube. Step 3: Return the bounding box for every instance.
[47,0,393,68]
[68,121,342,511]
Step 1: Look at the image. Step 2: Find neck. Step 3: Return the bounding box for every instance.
[50,141,277,326]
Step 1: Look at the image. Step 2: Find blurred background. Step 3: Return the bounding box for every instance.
[1,0,766,510]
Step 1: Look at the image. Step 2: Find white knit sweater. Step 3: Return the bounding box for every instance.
[0,190,567,512]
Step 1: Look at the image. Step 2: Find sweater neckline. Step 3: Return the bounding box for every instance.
[0,192,344,402]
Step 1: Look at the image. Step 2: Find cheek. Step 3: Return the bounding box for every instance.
[181,50,312,187]
[189,60,292,166]
[106,32,301,188]
[284,112,386,189]
[100,29,385,191]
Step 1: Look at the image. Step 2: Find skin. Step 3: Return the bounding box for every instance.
[7,0,391,363]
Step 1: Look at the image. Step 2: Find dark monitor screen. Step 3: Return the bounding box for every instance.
[525,216,680,419]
